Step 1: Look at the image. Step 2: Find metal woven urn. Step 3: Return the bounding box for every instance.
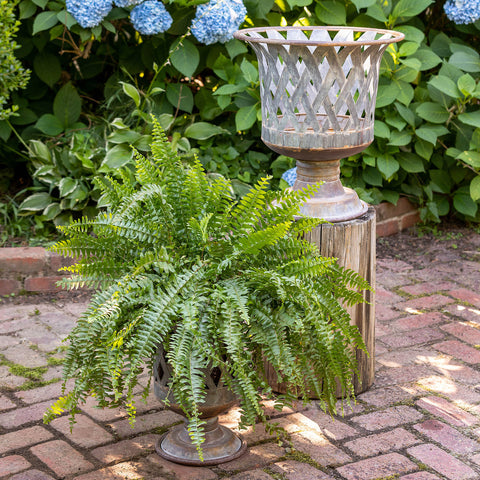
[234,26,404,222]
[153,349,247,466]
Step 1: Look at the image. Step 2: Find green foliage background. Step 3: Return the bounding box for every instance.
[2,0,480,228]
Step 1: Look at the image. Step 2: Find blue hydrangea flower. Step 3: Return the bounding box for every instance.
[444,0,480,24]
[114,0,143,7]
[66,0,113,28]
[130,1,173,35]
[191,0,247,45]
[282,167,297,187]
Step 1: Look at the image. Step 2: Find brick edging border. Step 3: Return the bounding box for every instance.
[375,197,420,237]
[0,200,420,295]
[0,247,74,296]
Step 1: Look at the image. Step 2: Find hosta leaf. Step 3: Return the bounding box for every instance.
[184,122,229,140]
[101,145,133,170]
[59,178,78,197]
[121,83,141,107]
[19,193,53,212]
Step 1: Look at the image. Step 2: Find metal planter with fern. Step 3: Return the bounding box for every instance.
[44,118,371,465]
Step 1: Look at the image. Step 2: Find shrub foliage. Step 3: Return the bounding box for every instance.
[0,0,30,121]
[2,0,480,225]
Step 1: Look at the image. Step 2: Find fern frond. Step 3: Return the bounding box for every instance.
[236,222,291,255]
[230,176,271,235]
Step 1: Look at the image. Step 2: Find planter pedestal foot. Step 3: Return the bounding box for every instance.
[156,417,247,466]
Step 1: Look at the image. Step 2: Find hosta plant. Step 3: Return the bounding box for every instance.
[44,118,370,453]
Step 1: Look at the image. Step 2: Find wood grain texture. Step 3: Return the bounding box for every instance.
[267,207,376,397]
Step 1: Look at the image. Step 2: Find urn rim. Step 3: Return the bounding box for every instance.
[233,26,404,47]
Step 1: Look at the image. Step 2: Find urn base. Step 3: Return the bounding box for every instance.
[156,417,247,466]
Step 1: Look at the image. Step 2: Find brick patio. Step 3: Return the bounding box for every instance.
[1,227,480,479]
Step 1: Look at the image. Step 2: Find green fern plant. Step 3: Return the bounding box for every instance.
[44,117,370,456]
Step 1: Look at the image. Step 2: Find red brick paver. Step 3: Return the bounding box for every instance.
[415,396,480,427]
[350,405,423,431]
[147,454,218,479]
[217,443,284,472]
[407,443,478,479]
[272,460,334,479]
[396,294,454,312]
[433,339,480,364]
[0,400,54,428]
[0,455,31,477]
[108,410,183,438]
[0,426,53,454]
[50,414,114,448]
[413,419,480,454]
[10,469,56,480]
[400,282,457,296]
[31,440,94,477]
[91,434,159,463]
[343,427,419,457]
[448,288,480,308]
[441,321,480,345]
[291,429,352,466]
[336,452,417,480]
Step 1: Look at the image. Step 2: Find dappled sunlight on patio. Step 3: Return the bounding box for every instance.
[404,307,423,315]
[453,304,480,322]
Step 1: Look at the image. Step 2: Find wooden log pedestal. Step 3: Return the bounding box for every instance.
[267,206,376,398]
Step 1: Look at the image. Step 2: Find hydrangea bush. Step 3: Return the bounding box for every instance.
[65,0,113,28]
[130,1,172,35]
[3,0,480,228]
[444,0,480,25]
[65,0,246,41]
[191,0,247,45]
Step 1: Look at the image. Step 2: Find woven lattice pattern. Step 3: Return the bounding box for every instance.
[243,28,398,150]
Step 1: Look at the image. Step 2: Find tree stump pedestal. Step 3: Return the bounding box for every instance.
[267,207,376,397]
